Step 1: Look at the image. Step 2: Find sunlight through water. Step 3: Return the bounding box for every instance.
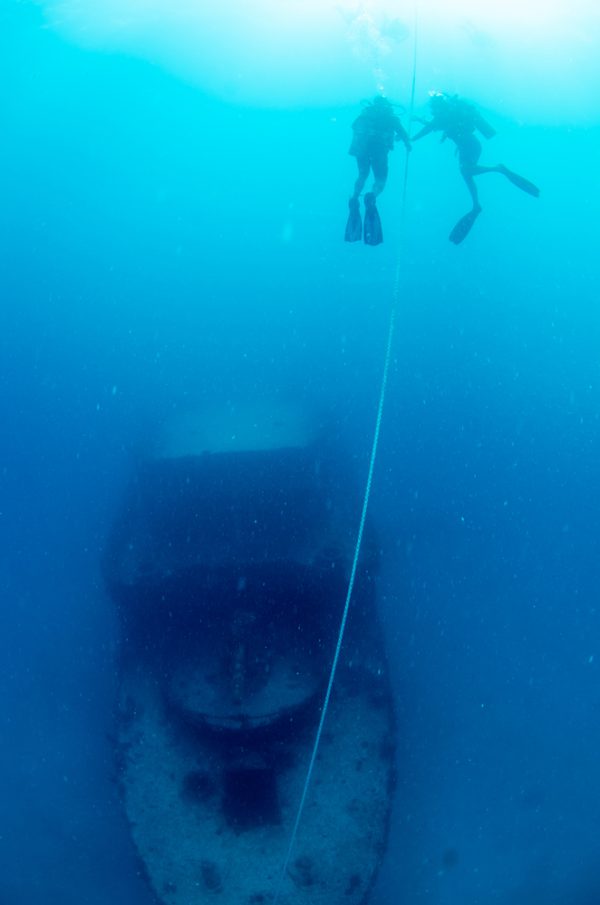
[40,0,600,122]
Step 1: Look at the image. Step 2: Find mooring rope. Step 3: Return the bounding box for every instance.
[273,8,419,903]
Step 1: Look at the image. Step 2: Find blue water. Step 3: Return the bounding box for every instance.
[2,4,600,904]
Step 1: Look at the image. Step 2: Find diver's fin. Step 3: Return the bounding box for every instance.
[498,165,540,197]
[449,207,481,245]
[363,193,383,246]
[344,197,362,242]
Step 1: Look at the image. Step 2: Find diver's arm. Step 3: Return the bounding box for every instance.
[395,122,412,151]
[411,121,435,141]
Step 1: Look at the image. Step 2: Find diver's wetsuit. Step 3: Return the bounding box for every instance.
[345,97,412,246]
[412,94,539,243]
[412,97,497,210]
[349,103,411,199]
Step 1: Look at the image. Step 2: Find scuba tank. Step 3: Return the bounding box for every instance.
[474,111,497,140]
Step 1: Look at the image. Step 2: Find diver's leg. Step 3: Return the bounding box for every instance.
[363,151,386,245]
[450,163,482,243]
[470,163,510,178]
[371,151,389,197]
[470,163,540,197]
[352,157,370,199]
[450,136,483,244]
[460,168,481,210]
[458,136,483,211]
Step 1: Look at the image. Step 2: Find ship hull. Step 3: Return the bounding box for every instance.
[117,660,395,905]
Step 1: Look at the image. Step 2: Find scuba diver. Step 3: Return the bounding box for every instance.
[412,91,540,244]
[345,96,411,247]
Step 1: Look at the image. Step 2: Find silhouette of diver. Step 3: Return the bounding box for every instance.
[412,92,540,244]
[345,96,411,246]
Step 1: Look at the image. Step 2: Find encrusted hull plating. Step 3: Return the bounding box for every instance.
[117,658,395,905]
